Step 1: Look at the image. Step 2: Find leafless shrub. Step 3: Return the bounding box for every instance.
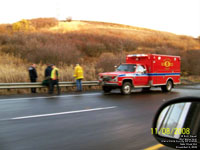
[66,17,72,22]
[83,42,106,57]
[96,52,126,73]
[30,18,58,29]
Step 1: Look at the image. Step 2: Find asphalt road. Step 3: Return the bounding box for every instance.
[0,85,199,150]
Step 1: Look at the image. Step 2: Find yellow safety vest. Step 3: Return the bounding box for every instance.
[51,67,59,80]
[73,65,84,79]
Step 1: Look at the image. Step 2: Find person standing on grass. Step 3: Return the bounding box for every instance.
[28,64,38,93]
[73,64,84,92]
[49,64,60,95]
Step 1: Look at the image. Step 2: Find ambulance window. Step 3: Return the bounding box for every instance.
[116,64,136,72]
[136,65,145,73]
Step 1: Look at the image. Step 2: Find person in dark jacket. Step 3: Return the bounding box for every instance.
[45,64,53,78]
[44,64,53,93]
[28,64,38,93]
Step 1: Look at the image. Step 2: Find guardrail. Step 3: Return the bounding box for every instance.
[0,81,99,89]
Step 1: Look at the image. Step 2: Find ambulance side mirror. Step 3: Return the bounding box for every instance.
[139,69,146,74]
[152,97,200,149]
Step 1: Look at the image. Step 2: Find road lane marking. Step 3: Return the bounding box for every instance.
[10,106,117,120]
[144,144,164,150]
[0,93,101,102]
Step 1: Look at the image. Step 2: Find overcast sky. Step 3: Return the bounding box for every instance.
[0,0,200,37]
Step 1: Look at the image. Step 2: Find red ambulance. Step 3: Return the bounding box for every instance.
[99,54,181,94]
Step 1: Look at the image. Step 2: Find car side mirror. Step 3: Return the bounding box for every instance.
[152,97,200,149]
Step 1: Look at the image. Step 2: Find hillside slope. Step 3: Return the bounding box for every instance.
[0,18,200,79]
[49,20,200,51]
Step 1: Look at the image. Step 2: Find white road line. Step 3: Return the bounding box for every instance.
[11,106,117,120]
[0,93,101,102]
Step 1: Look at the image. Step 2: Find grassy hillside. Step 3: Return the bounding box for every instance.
[0,18,200,84]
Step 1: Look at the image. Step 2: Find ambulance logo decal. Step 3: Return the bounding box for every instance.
[161,58,173,68]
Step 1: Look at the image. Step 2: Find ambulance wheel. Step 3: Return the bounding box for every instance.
[102,86,112,93]
[161,80,173,92]
[121,82,132,95]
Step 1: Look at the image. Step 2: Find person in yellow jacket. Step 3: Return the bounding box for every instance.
[73,64,84,92]
[50,64,60,94]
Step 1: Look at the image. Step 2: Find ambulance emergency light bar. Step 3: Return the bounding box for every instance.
[127,54,148,57]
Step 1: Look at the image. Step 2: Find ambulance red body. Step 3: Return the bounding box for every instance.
[99,54,181,94]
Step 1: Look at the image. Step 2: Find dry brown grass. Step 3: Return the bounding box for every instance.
[186,76,200,83]
[181,76,200,84]
[0,52,98,83]
[0,52,29,83]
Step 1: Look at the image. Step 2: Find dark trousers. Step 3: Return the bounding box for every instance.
[30,78,37,93]
[49,79,60,94]
[76,79,82,91]
[47,79,51,93]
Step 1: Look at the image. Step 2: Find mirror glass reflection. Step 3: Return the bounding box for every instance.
[156,102,192,139]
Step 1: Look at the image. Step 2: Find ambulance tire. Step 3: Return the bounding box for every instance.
[161,80,173,92]
[102,86,112,93]
[121,82,132,95]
